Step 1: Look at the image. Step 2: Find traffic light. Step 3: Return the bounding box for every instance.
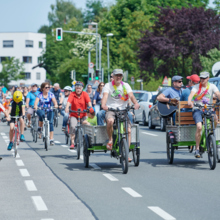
[56,28,63,41]
[95,69,99,80]
[88,73,91,81]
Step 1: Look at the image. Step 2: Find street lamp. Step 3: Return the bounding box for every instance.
[107,33,114,82]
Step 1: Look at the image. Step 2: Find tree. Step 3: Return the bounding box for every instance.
[138,7,220,81]
[0,57,25,87]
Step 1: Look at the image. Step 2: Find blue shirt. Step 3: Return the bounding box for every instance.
[93,91,102,104]
[2,87,7,94]
[162,87,182,99]
[26,91,40,106]
[180,87,192,112]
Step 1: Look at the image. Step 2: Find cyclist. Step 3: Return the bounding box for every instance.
[101,69,139,161]
[188,71,220,158]
[86,84,95,104]
[7,91,26,151]
[3,96,11,112]
[34,82,58,146]
[61,86,72,131]
[65,81,94,149]
[26,83,40,127]
[82,107,97,126]
[50,83,63,109]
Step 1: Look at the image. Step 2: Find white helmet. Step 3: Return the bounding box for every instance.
[63,86,72,91]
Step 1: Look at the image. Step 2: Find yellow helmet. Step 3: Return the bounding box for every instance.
[13,91,23,103]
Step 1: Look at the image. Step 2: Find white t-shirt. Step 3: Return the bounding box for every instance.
[103,82,132,109]
[192,83,218,105]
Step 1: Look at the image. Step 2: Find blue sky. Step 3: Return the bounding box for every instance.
[0,0,215,32]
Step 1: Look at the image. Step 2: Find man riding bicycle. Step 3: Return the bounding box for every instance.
[65,81,94,149]
[61,86,72,131]
[188,71,220,158]
[7,91,26,150]
[50,83,63,109]
[101,69,140,162]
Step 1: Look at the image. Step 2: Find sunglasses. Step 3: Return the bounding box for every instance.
[100,85,104,87]
[176,81,182,83]
[110,76,113,78]
[45,87,50,89]
[64,90,69,92]
[200,77,208,80]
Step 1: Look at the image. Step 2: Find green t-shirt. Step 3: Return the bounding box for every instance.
[86,116,97,126]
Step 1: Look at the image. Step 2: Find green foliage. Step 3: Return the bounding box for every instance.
[200,48,220,76]
[0,58,25,87]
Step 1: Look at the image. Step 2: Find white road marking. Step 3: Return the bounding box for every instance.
[122,187,142,197]
[103,173,118,181]
[90,163,101,170]
[15,160,24,166]
[148,207,176,220]
[32,196,48,211]
[19,169,30,177]
[142,132,158,137]
[80,155,83,160]
[61,145,68,148]
[1,132,6,135]
[68,149,76,153]
[41,219,54,220]
[13,153,20,158]
[2,136,8,139]
[54,141,60,144]
[25,180,37,191]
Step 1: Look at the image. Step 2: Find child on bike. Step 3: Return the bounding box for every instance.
[7,91,26,151]
[3,96,11,112]
[83,107,97,126]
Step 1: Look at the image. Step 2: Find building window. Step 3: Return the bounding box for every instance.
[25,40,33,48]
[23,56,32,63]
[36,72,41,80]
[3,40,13,48]
[39,41,43,48]
[0,57,10,63]
[24,72,31,79]
[38,56,43,64]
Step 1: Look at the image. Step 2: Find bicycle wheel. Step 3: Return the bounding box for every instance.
[65,127,69,145]
[44,123,50,151]
[76,129,82,160]
[120,138,129,174]
[34,130,38,143]
[83,134,90,168]
[56,117,58,127]
[132,146,140,166]
[166,132,174,164]
[13,129,17,158]
[207,134,217,170]
[217,143,220,162]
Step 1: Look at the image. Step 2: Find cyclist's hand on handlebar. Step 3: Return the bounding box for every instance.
[102,105,108,111]
[6,116,10,121]
[88,107,94,114]
[134,103,140,110]
[188,100,193,108]
[65,107,69,114]
[54,105,58,109]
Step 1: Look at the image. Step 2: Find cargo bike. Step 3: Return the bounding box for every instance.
[82,106,140,174]
[166,101,220,170]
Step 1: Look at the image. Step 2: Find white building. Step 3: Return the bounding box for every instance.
[0,32,46,86]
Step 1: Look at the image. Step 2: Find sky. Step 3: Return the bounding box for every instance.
[0,0,215,33]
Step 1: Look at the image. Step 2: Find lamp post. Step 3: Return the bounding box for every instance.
[107,33,114,82]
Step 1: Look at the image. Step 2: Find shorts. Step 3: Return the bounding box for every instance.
[10,117,23,124]
[192,109,203,124]
[70,116,87,134]
[105,111,131,128]
[27,107,34,115]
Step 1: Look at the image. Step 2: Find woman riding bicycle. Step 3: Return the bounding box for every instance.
[7,91,26,150]
[34,82,58,146]
[65,81,94,149]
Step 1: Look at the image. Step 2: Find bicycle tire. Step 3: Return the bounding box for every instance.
[44,122,50,151]
[132,147,140,166]
[166,132,174,164]
[207,134,217,170]
[77,129,82,160]
[120,138,129,174]
[35,130,38,143]
[83,134,90,168]
[13,129,17,158]
[217,143,220,162]
[65,130,69,145]
[56,117,58,127]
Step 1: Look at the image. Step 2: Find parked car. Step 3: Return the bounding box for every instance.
[148,89,169,131]
[133,90,158,125]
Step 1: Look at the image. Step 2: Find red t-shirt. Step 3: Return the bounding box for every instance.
[68,91,90,118]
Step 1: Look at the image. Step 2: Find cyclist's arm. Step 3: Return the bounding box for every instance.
[26,97,30,108]
[8,106,12,115]
[87,102,92,107]
[34,97,39,110]
[214,91,220,100]
[101,92,108,110]
[52,97,58,108]
[22,105,25,117]
[65,102,71,113]
[188,90,196,107]
[59,93,63,105]
[157,93,169,102]
[128,92,139,110]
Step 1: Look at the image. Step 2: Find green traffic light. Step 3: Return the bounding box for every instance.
[95,76,99,80]
[57,36,61,39]
[89,78,91,80]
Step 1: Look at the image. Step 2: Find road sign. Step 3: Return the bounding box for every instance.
[131,76,134,82]
[82,75,88,77]
[89,62,94,69]
[162,76,168,85]
[212,62,220,77]
[136,79,143,82]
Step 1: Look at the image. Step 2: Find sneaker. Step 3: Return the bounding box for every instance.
[62,127,65,132]
[20,134,25,142]
[70,144,75,150]
[7,142,13,151]
[194,150,200,158]
[50,140,54,146]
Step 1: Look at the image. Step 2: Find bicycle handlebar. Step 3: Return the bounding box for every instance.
[108,105,135,112]
[69,109,88,114]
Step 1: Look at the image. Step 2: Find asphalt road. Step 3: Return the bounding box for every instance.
[1,118,220,220]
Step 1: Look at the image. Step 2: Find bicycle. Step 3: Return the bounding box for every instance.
[30,108,38,143]
[69,108,87,160]
[37,107,56,151]
[53,108,59,128]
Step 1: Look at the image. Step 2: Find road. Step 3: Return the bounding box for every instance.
[1,119,220,220]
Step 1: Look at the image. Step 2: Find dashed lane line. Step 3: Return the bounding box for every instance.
[13,153,20,158]
[142,132,158,137]
[32,196,48,211]
[41,219,54,220]
[103,173,118,181]
[24,180,37,191]
[68,149,76,153]
[15,160,24,166]
[1,132,6,135]
[148,206,176,220]
[54,141,60,144]
[122,187,142,197]
[2,136,8,139]
[19,169,30,177]
[90,163,101,170]
[61,145,68,148]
